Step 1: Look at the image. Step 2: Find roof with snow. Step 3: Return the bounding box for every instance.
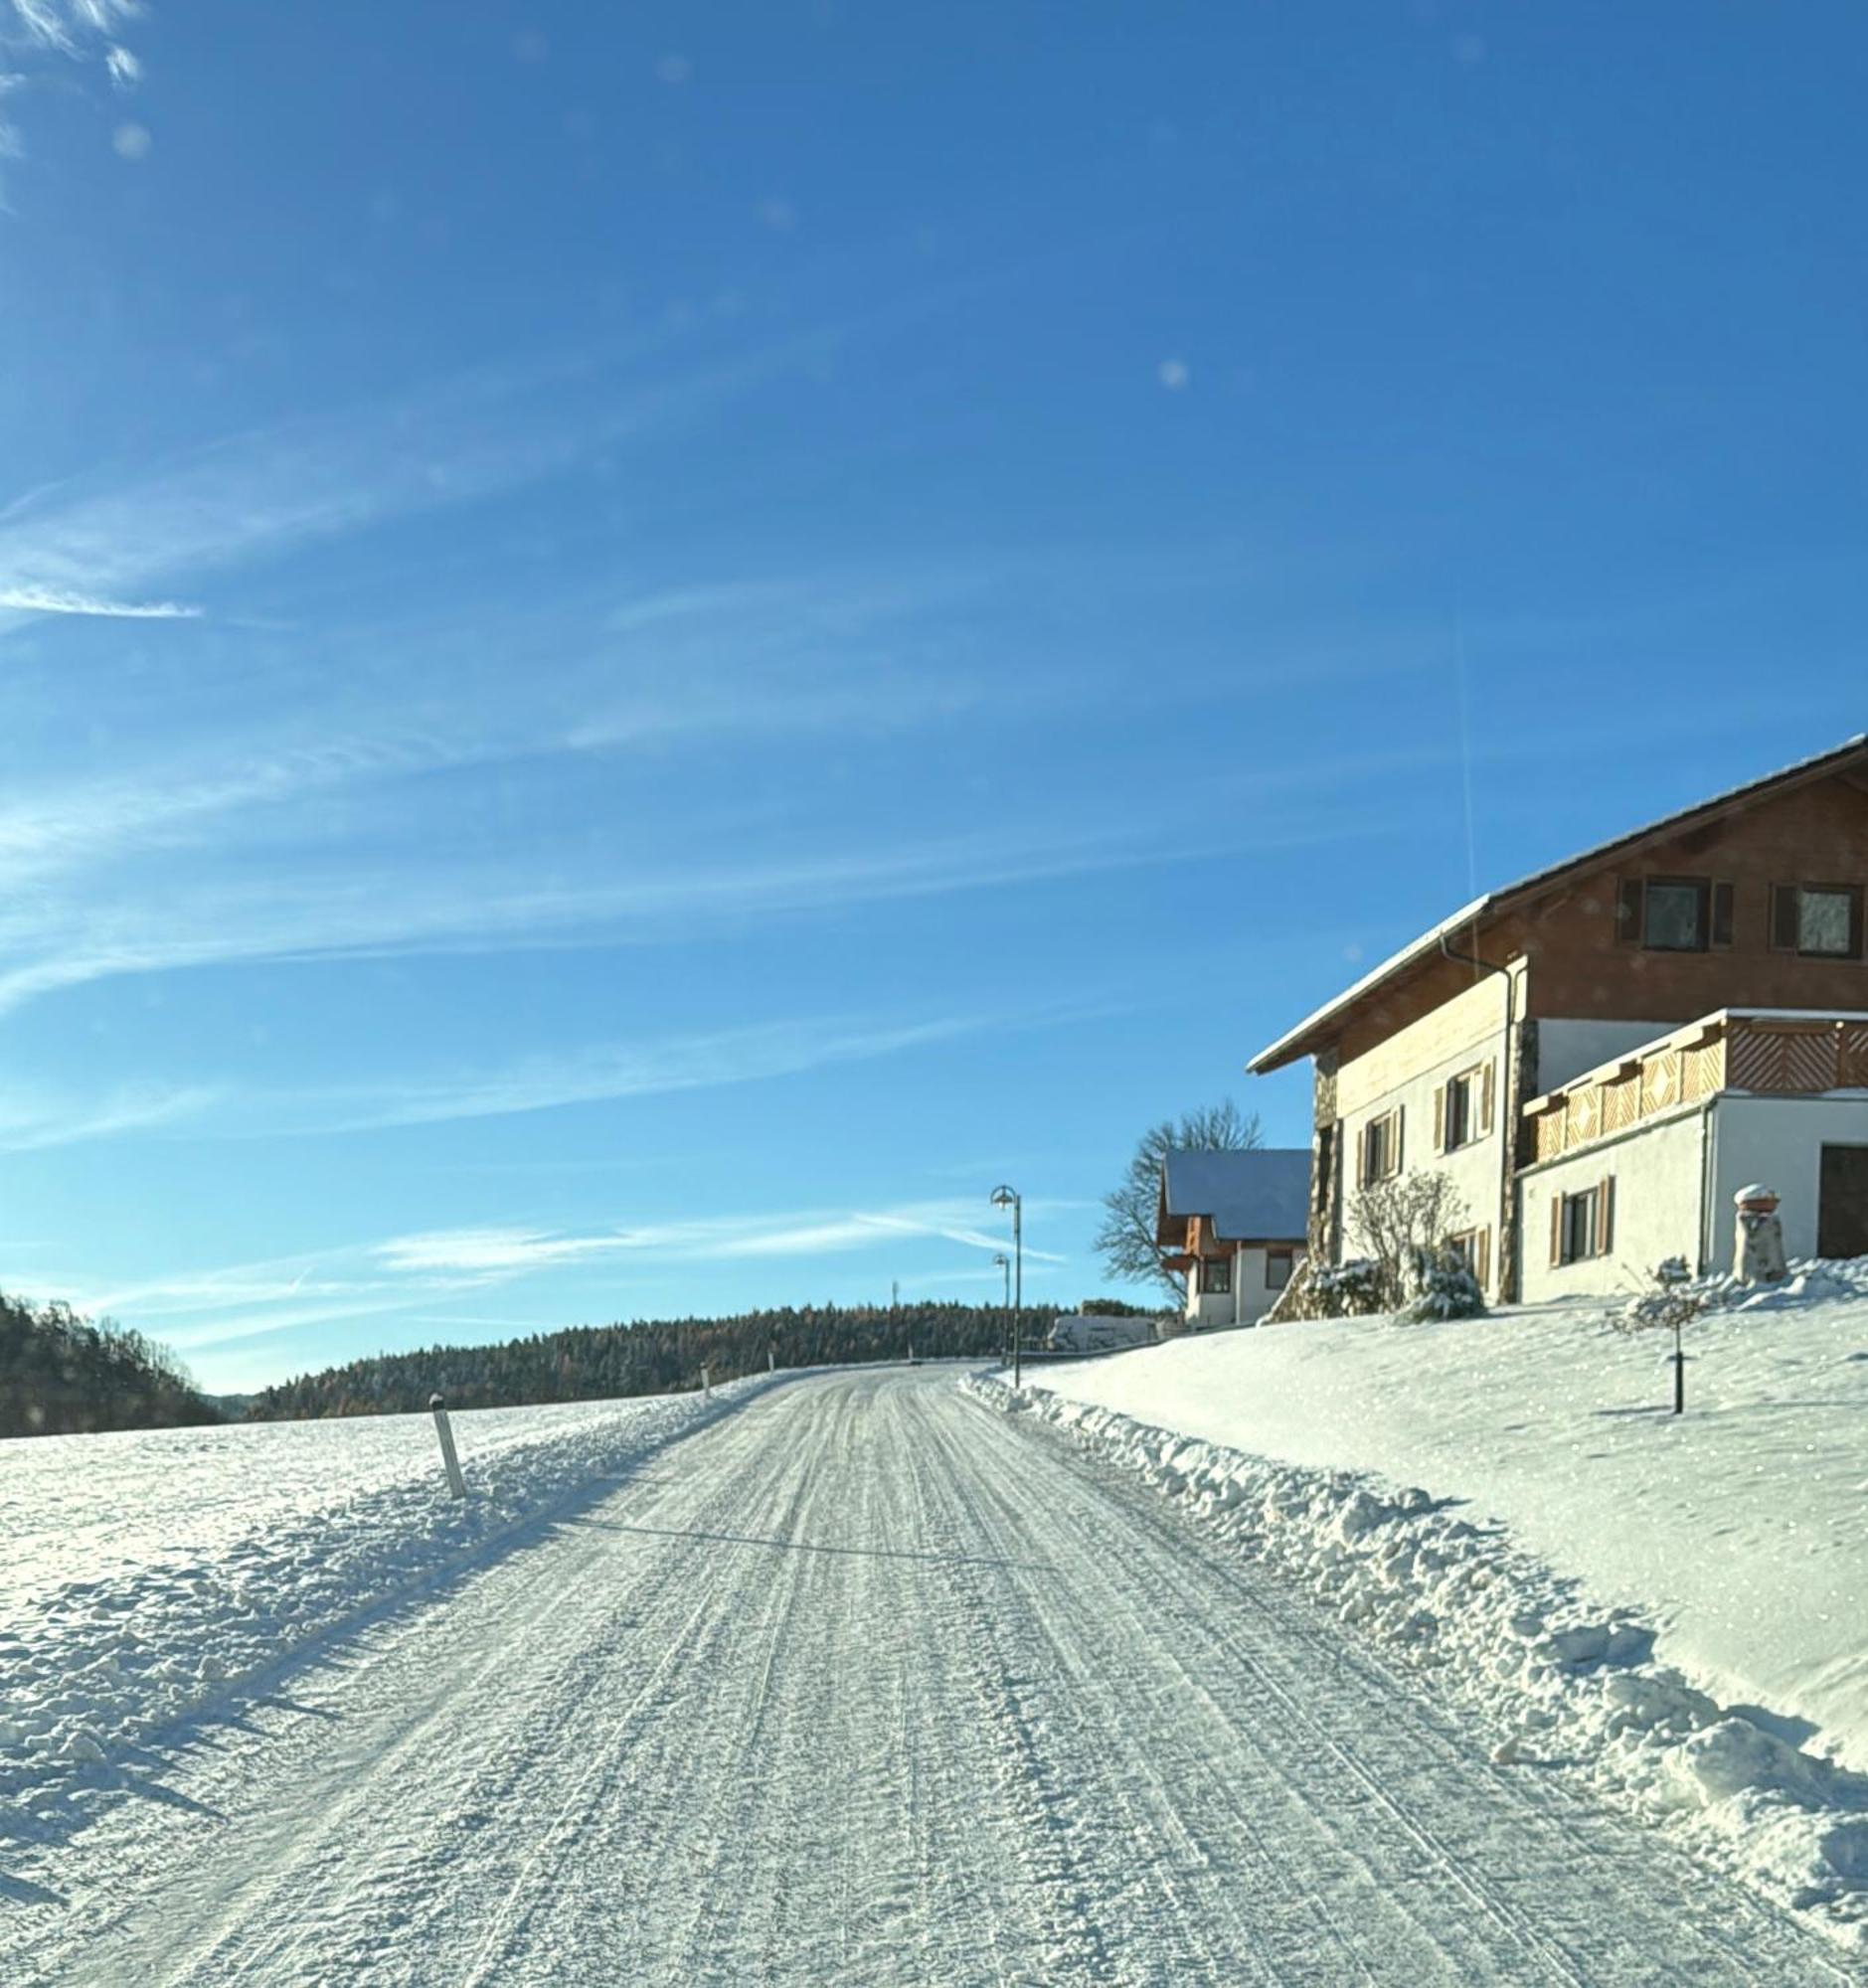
[1248,733,1868,1075]
[1156,1147,1311,1247]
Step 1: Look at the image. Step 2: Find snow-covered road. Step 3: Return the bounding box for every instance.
[5,1370,1850,1986]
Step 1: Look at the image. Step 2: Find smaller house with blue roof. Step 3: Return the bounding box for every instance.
[1155,1148,1311,1330]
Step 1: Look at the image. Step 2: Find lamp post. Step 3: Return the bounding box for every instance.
[991,1251,1010,1364]
[991,1186,1022,1387]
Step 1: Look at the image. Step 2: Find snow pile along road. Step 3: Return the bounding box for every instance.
[967,1305,1868,1952]
[0,1380,775,1829]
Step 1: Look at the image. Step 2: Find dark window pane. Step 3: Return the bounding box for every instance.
[1643,882,1705,950]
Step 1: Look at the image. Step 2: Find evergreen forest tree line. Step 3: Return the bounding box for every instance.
[0,1291,222,1439]
[245,1297,1153,1420]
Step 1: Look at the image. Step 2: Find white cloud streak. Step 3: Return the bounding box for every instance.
[0,326,808,644]
[0,584,201,620]
[0,1005,1027,1150]
[371,1199,1070,1280]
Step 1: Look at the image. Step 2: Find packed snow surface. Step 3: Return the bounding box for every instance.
[1,1370,1845,1985]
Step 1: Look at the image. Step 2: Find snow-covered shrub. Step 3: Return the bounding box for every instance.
[1398,1245,1486,1323]
[1622,1260,1715,1335]
[1307,1257,1386,1317]
[1347,1170,1470,1308]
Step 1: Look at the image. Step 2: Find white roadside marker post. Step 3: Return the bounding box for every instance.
[429,1392,466,1498]
[767,1345,775,1374]
[701,1365,712,1402]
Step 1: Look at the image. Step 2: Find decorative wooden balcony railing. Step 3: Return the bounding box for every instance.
[1524,1011,1868,1166]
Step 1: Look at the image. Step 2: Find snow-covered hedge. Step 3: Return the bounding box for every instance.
[964,1371,1868,1953]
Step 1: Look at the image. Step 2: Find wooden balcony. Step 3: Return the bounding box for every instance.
[1524,1010,1868,1166]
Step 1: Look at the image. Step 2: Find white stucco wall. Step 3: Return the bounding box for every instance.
[1334,982,1509,1295]
[1534,1019,1676,1094]
[1708,1094,1868,1264]
[1183,1244,1304,1327]
[1517,1106,1711,1302]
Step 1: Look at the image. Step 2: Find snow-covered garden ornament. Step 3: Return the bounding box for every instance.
[1733,1184,1787,1286]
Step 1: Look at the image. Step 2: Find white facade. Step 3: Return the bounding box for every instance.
[1535,1019,1677,1093]
[1517,1105,1711,1302]
[1183,1243,1300,1328]
[1709,1094,1868,1263]
[1333,976,1510,1295]
[1517,1089,1868,1301]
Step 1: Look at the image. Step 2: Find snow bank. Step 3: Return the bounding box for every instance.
[964,1281,1868,1952]
[0,1380,775,1826]
[1016,1285,1868,1770]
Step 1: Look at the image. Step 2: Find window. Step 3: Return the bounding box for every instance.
[1642,879,1709,951]
[1771,883,1863,960]
[1197,1255,1231,1294]
[1438,1061,1494,1152]
[1446,1227,1490,1287]
[1265,1247,1293,1290]
[1551,1179,1614,1265]
[1359,1108,1402,1186]
[1616,877,1734,950]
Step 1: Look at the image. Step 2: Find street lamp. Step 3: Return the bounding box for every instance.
[990,1185,1022,1387]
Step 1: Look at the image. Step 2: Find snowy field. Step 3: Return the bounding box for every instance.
[983,1271,1868,1948]
[2,1396,712,1621]
[0,1380,776,1826]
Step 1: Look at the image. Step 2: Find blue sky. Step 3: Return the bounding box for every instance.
[0,2,1863,1391]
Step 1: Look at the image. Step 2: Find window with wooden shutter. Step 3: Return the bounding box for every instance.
[1433,1083,1446,1153]
[1478,1060,1496,1135]
[1615,878,1643,945]
[1711,881,1735,948]
[1771,884,1798,952]
[1392,1104,1404,1176]
[1475,1227,1491,1290]
[1768,884,1865,958]
[1598,1176,1614,1256]
[1549,1195,1563,1267]
[1642,878,1710,951]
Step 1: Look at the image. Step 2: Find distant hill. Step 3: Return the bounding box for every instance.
[0,1292,223,1439]
[248,1301,1033,1419]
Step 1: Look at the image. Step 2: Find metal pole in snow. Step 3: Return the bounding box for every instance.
[429,1392,466,1498]
[1672,1326,1686,1415]
[991,1185,1023,1389]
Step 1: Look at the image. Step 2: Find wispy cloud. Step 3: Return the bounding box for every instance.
[0,324,811,643]
[1,0,141,168]
[0,1006,1027,1149]
[0,1081,218,1154]
[0,584,202,620]
[371,1198,1071,1280]
[0,798,1370,1020]
[279,1013,995,1136]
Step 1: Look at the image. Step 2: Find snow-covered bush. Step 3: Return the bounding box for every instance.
[1623,1259,1717,1336]
[1398,1245,1486,1323]
[1307,1256,1386,1317]
[1347,1170,1470,1308]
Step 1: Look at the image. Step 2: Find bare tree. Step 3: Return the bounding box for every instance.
[1346,1170,1469,1308]
[1095,1099,1264,1297]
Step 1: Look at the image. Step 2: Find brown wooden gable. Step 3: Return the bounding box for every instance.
[1257,737,1868,1071]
